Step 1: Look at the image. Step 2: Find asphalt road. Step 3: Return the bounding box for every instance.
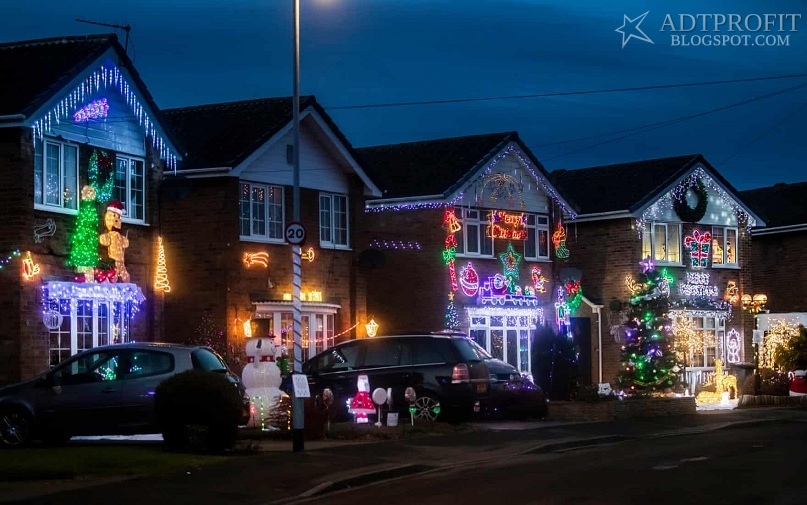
[300,422,807,505]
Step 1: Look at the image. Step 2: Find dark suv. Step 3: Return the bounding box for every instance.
[301,334,490,422]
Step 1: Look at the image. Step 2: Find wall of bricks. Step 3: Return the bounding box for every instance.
[362,208,556,336]
[160,174,369,355]
[0,127,167,385]
[548,396,696,421]
[750,231,807,313]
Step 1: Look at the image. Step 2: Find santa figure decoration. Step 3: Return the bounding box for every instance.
[99,200,130,282]
[349,374,376,424]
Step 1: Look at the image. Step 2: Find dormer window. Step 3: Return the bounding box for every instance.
[642,222,681,265]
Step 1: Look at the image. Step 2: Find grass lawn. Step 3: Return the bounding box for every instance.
[0,445,231,482]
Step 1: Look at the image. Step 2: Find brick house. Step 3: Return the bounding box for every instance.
[740,182,807,332]
[159,96,381,362]
[549,154,764,390]
[0,35,181,385]
[357,132,576,377]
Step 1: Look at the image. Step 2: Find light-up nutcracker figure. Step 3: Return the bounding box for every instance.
[99,200,130,282]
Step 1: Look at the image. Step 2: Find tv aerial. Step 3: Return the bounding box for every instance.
[75,18,132,53]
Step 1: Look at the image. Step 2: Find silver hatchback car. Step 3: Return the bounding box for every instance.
[0,343,249,448]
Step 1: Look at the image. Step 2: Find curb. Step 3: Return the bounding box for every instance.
[523,435,630,454]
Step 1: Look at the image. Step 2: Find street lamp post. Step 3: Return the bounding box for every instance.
[291,0,304,452]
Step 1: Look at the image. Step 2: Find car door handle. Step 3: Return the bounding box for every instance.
[102,388,118,393]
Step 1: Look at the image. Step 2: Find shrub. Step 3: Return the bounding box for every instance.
[759,368,790,396]
[155,370,244,453]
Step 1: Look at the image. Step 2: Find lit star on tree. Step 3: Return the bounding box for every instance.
[640,256,655,273]
[498,243,522,279]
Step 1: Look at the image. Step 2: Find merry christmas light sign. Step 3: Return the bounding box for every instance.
[678,271,719,297]
[487,210,527,240]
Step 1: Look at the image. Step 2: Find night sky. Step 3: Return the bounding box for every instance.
[2,0,805,190]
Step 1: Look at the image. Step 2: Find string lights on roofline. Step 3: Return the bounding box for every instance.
[31,64,177,171]
[365,145,577,219]
[636,167,755,236]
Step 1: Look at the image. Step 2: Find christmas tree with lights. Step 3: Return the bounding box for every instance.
[444,293,460,331]
[67,185,100,276]
[617,258,681,395]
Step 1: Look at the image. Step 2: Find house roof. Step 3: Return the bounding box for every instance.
[548,154,757,222]
[163,96,316,169]
[740,181,807,229]
[357,132,518,200]
[0,34,182,160]
[548,155,702,215]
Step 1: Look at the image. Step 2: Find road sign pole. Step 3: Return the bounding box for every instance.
[291,244,304,452]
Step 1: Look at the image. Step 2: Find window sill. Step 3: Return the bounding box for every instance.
[456,253,495,259]
[319,243,352,251]
[240,236,286,245]
[652,261,684,267]
[524,257,552,263]
[123,219,148,226]
[711,264,740,270]
[34,203,78,216]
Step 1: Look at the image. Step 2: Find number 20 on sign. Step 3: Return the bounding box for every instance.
[285,222,307,246]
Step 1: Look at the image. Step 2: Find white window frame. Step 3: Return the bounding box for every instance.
[711,226,739,268]
[468,310,537,374]
[48,298,132,367]
[455,207,494,258]
[240,182,285,243]
[34,137,79,214]
[524,214,551,261]
[114,154,147,223]
[642,222,682,266]
[253,304,339,363]
[319,193,350,249]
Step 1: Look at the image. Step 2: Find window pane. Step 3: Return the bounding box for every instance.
[114,158,127,206]
[414,341,448,364]
[301,315,310,362]
[320,195,332,243]
[326,314,334,350]
[642,223,652,259]
[98,303,109,347]
[77,300,93,352]
[49,299,72,366]
[239,183,251,236]
[491,330,504,360]
[525,225,537,258]
[726,229,737,264]
[45,143,60,205]
[34,140,43,204]
[469,329,487,350]
[130,159,144,220]
[667,224,680,263]
[334,195,348,246]
[267,186,283,239]
[62,145,78,210]
[315,314,324,356]
[251,186,266,236]
[467,224,479,253]
[538,229,549,258]
[653,224,666,261]
[481,232,493,256]
[711,227,724,265]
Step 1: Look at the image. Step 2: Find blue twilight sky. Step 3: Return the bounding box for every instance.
[1,0,805,190]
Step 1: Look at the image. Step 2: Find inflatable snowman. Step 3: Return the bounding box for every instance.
[242,336,286,429]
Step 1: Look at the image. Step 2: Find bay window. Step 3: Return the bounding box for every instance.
[240,182,284,241]
[642,222,681,264]
[34,138,78,211]
[711,226,738,266]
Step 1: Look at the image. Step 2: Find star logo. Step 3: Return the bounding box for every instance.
[616,11,654,49]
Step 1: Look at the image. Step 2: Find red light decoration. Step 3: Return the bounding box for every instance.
[487,210,528,240]
[684,230,711,268]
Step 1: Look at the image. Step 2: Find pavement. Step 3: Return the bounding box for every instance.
[2,406,807,505]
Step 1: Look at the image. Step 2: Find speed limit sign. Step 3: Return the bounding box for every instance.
[285,222,307,245]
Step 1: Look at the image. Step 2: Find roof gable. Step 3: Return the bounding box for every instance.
[0,34,181,168]
[163,96,380,195]
[740,182,807,229]
[358,132,575,217]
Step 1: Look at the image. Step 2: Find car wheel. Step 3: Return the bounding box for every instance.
[412,394,441,421]
[0,406,34,448]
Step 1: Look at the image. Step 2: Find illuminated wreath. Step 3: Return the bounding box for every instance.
[673,178,708,223]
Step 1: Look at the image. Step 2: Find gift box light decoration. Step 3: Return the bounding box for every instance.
[684,230,712,268]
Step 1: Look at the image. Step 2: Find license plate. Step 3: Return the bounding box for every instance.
[476,383,488,394]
